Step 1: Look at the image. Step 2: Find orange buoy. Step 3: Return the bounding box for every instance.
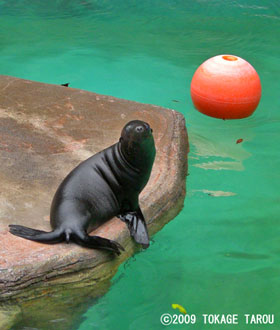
[190,55,262,119]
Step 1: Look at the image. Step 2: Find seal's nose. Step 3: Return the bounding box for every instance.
[135,122,152,135]
[136,126,144,133]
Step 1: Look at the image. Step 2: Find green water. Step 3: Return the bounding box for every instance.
[1,1,280,329]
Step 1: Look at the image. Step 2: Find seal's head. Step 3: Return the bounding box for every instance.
[119,120,156,170]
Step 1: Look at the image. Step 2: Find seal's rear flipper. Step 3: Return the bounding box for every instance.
[9,225,63,244]
[118,208,150,248]
[73,230,124,255]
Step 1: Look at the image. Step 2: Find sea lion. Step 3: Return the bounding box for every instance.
[9,120,156,255]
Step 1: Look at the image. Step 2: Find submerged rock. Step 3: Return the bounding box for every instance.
[0,75,189,328]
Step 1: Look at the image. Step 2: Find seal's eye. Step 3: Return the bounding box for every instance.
[136,126,144,133]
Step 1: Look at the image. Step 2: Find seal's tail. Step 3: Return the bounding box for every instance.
[9,225,124,255]
[72,229,124,255]
[9,225,63,244]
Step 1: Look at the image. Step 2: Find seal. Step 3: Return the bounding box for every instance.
[9,120,156,255]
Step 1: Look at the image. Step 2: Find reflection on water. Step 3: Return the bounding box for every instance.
[222,251,270,260]
[0,0,280,329]
[189,128,252,171]
[192,190,237,197]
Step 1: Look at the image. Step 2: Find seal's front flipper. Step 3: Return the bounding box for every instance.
[73,230,124,255]
[9,225,63,243]
[118,208,150,248]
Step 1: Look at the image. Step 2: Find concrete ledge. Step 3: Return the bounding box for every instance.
[0,75,188,328]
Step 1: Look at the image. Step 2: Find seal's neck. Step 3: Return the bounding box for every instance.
[118,139,156,172]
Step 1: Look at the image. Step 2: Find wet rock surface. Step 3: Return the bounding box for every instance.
[0,75,188,328]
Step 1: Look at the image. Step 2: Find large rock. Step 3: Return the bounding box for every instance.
[0,75,188,328]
